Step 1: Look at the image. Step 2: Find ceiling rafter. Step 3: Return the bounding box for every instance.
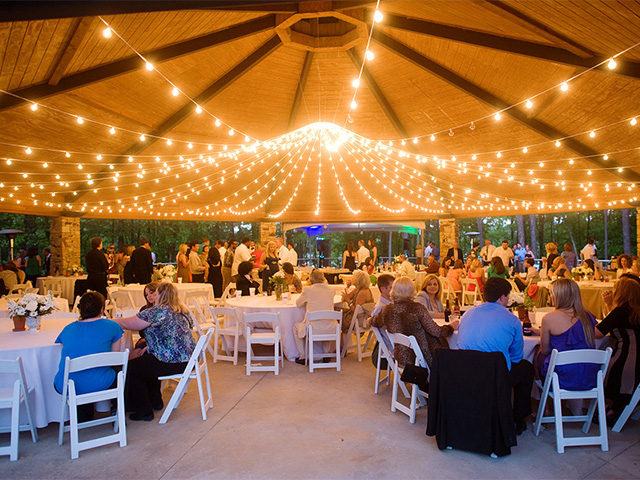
[287,50,314,131]
[372,29,640,185]
[47,17,95,86]
[65,35,283,206]
[0,15,277,112]
[380,13,640,80]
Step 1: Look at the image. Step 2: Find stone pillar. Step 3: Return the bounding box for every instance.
[259,222,277,247]
[50,216,81,275]
[439,216,459,259]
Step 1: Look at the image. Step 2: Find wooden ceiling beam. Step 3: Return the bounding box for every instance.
[0,15,277,112]
[381,13,640,81]
[373,30,640,185]
[287,50,314,131]
[47,17,95,86]
[65,35,282,206]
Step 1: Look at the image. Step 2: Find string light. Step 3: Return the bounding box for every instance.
[561,82,569,91]
[102,27,112,38]
[30,103,38,111]
[171,87,179,96]
[145,62,153,71]
[373,10,384,22]
[608,58,617,69]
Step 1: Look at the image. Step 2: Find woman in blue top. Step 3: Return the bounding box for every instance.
[116,282,196,421]
[54,291,123,422]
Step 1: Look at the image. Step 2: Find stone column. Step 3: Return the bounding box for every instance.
[439,216,459,259]
[259,222,277,247]
[50,216,81,275]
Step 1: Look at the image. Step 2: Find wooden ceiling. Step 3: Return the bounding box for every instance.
[0,0,639,223]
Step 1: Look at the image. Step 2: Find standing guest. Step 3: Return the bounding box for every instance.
[42,247,51,276]
[286,242,298,267]
[201,244,210,281]
[207,243,223,298]
[130,238,153,285]
[24,246,42,285]
[524,245,535,260]
[580,237,598,263]
[176,243,191,283]
[115,245,130,284]
[116,282,195,422]
[342,242,357,272]
[259,241,279,294]
[54,292,123,422]
[293,269,337,364]
[232,237,252,277]
[235,261,260,296]
[368,239,378,266]
[275,237,288,264]
[535,279,598,390]
[356,240,370,267]
[445,241,464,264]
[466,242,480,263]
[457,277,535,435]
[222,239,237,290]
[425,255,440,274]
[370,277,456,369]
[16,250,27,271]
[397,254,416,279]
[492,240,514,270]
[217,240,227,260]
[123,246,136,284]
[488,256,510,279]
[596,276,640,421]
[561,243,578,271]
[439,257,451,278]
[252,242,265,269]
[424,242,433,260]
[514,244,526,273]
[467,258,486,294]
[188,242,205,283]
[416,274,444,318]
[544,242,559,272]
[480,239,496,265]
[282,262,302,293]
[430,241,440,263]
[85,237,109,298]
[415,243,424,266]
[616,254,633,278]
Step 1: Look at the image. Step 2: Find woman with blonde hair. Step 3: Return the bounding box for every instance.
[416,274,444,318]
[548,256,570,280]
[545,242,559,270]
[536,279,598,390]
[341,269,374,333]
[596,276,640,419]
[467,258,485,294]
[259,240,279,294]
[176,243,191,283]
[371,277,456,368]
[116,282,195,422]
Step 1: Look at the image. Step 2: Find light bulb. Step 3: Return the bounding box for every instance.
[245,135,250,142]
[365,50,374,61]
[631,117,637,126]
[472,154,477,160]
[97,154,102,160]
[228,129,235,136]
[448,129,454,136]
[166,139,172,145]
[469,122,475,130]
[526,99,533,109]
[30,103,38,111]
[109,126,116,134]
[25,147,31,154]
[195,105,202,114]
[413,137,418,144]
[555,140,561,147]
[494,112,501,121]
[608,58,617,69]
[103,27,112,38]
[589,130,596,138]
[352,78,360,88]
[140,134,146,141]
[43,162,48,168]
[351,100,357,109]
[65,152,71,158]
[215,119,221,127]
[172,87,179,96]
[76,117,84,124]
[569,159,574,164]
[522,147,528,153]
[603,154,608,160]
[430,134,435,141]
[374,10,383,22]
[145,61,153,71]
[188,143,193,149]
[560,82,569,91]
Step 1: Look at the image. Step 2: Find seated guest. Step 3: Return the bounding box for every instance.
[467,259,485,294]
[282,262,302,293]
[370,277,456,368]
[487,256,510,279]
[584,258,601,281]
[596,276,640,421]
[341,270,375,334]
[548,256,570,280]
[425,255,440,274]
[457,277,534,435]
[0,263,18,292]
[397,254,416,279]
[362,257,375,275]
[116,282,195,421]
[514,258,541,291]
[447,259,465,301]
[439,257,451,278]
[535,279,598,390]
[617,254,633,279]
[372,273,395,316]
[54,292,123,422]
[235,261,260,296]
[293,269,337,365]
[416,274,444,319]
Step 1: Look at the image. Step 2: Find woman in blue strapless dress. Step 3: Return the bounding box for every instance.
[535,278,599,391]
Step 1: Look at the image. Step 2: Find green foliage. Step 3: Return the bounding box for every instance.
[0,213,51,262]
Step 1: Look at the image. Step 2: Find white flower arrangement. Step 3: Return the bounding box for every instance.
[269,270,287,289]
[7,292,57,318]
[67,264,83,275]
[507,291,525,308]
[571,265,594,277]
[154,264,176,282]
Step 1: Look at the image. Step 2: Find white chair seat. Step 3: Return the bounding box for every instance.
[306,310,342,372]
[245,312,283,376]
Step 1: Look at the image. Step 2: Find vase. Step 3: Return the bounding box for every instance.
[25,316,41,331]
[12,316,26,332]
[275,285,283,301]
[516,306,529,323]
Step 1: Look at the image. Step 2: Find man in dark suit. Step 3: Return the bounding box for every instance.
[85,237,109,298]
[446,241,464,263]
[130,237,153,285]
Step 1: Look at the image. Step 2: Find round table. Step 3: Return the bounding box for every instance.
[36,275,87,305]
[0,314,78,428]
[0,296,69,319]
[538,280,614,319]
[115,282,215,308]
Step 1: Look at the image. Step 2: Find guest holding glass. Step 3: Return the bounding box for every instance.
[259,241,279,294]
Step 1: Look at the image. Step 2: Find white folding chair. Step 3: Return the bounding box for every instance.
[41,278,63,297]
[24,288,39,294]
[71,295,82,314]
[158,329,213,424]
[109,291,136,317]
[0,358,38,461]
[306,310,342,372]
[213,282,236,306]
[341,303,375,361]
[388,333,429,424]
[371,326,409,398]
[9,283,31,295]
[187,300,215,359]
[244,312,283,376]
[439,277,456,303]
[210,307,241,365]
[613,381,640,432]
[58,350,129,459]
[460,278,480,306]
[533,348,612,453]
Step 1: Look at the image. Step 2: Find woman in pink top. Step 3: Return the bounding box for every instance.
[447,259,465,301]
[467,259,485,293]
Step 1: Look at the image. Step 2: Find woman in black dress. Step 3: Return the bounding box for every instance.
[259,241,279,294]
[343,242,357,272]
[207,244,223,298]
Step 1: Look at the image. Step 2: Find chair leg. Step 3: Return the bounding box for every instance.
[10,387,19,461]
[213,331,220,363]
[246,344,252,376]
[613,383,640,432]
[22,386,38,443]
[534,387,549,436]
[233,332,239,366]
[274,339,279,376]
[552,388,565,454]
[597,390,609,451]
[409,384,418,424]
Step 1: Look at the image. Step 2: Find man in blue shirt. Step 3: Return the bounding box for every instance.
[514,243,526,273]
[457,277,534,435]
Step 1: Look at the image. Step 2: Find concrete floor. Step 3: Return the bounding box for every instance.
[2,353,640,479]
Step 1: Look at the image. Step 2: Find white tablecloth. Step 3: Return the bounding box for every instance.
[0,314,78,428]
[36,276,87,305]
[115,283,215,308]
[0,296,69,319]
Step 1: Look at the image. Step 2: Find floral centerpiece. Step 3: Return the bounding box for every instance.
[571,265,594,281]
[8,292,57,331]
[508,290,536,325]
[66,264,84,276]
[269,271,287,300]
[153,264,176,283]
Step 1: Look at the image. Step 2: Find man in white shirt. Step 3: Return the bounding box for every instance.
[216,240,226,259]
[356,240,370,266]
[424,243,433,260]
[293,269,338,364]
[286,242,298,267]
[232,237,252,277]
[397,254,416,279]
[580,237,598,262]
[480,239,496,265]
[276,237,288,264]
[189,242,205,282]
[492,240,514,269]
